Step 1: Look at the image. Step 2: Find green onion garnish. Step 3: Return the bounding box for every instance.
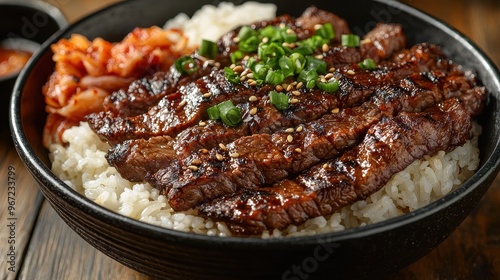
[238,26,258,41]
[174,55,198,75]
[207,100,242,127]
[239,35,260,53]
[358,58,377,70]
[317,79,340,93]
[260,43,286,60]
[207,105,221,120]
[292,45,314,56]
[315,23,335,40]
[253,63,270,80]
[341,34,360,47]
[305,56,327,74]
[224,67,240,84]
[289,53,306,74]
[265,70,285,85]
[278,56,295,78]
[199,39,218,59]
[281,30,297,43]
[269,90,289,110]
[297,69,319,89]
[230,50,243,64]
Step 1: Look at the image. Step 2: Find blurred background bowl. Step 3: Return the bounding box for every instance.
[0,0,67,123]
[9,0,500,279]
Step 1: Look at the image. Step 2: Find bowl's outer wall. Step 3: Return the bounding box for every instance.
[11,0,500,279]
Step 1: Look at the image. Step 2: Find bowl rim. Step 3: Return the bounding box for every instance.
[0,0,67,82]
[9,0,500,246]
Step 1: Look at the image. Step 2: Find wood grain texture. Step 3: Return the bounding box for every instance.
[1,0,499,279]
[0,122,44,280]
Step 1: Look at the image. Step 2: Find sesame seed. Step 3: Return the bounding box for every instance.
[329,67,336,73]
[199,121,207,127]
[249,95,258,102]
[250,107,258,115]
[286,84,294,92]
[280,23,286,29]
[262,37,269,43]
[287,135,293,142]
[203,92,212,98]
[347,70,356,75]
[282,42,289,47]
[243,55,250,61]
[322,44,329,52]
[204,60,215,67]
[323,163,329,169]
[188,165,199,171]
[285,128,295,133]
[191,159,202,165]
[290,98,299,104]
[296,125,303,132]
[361,38,372,44]
[246,73,254,79]
[200,149,209,154]
[331,108,340,114]
[233,65,244,73]
[275,85,284,92]
[239,75,247,82]
[241,68,250,76]
[248,80,258,86]
[214,62,221,68]
[296,82,303,89]
[230,63,236,69]
[219,143,227,150]
[288,42,296,48]
[292,90,301,96]
[314,24,323,30]
[315,54,324,60]
[295,148,302,153]
[230,152,240,158]
[216,153,224,161]
[286,28,295,34]
[320,77,327,83]
[282,83,288,90]
[291,81,297,86]
[325,73,334,79]
[179,100,187,107]
[233,37,240,43]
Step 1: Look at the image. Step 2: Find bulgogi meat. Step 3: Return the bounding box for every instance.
[86,6,487,236]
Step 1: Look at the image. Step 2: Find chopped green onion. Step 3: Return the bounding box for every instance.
[269,90,289,110]
[358,58,377,70]
[317,79,340,93]
[265,70,285,85]
[301,35,328,49]
[278,56,295,78]
[224,67,240,84]
[297,69,319,89]
[260,43,285,60]
[218,100,242,127]
[239,36,260,53]
[281,29,297,43]
[289,53,306,74]
[292,45,314,56]
[315,23,335,40]
[260,25,277,39]
[174,55,198,75]
[207,105,221,120]
[341,34,360,47]
[238,26,258,41]
[199,39,218,59]
[230,50,243,64]
[306,56,327,74]
[253,63,270,80]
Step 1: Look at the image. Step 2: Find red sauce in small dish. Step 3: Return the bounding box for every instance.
[0,47,31,77]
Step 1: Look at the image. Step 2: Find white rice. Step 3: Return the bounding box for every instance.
[48,3,482,238]
[164,1,277,46]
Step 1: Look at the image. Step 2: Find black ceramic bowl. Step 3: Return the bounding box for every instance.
[9,0,500,279]
[0,0,67,117]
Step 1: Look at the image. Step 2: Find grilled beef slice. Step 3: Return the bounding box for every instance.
[199,98,472,235]
[108,43,446,183]
[160,71,485,211]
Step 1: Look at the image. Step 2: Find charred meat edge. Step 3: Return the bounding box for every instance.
[199,98,472,235]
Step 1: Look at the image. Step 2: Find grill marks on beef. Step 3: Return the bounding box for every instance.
[85,8,487,235]
[161,71,482,211]
[108,46,447,183]
[199,98,472,235]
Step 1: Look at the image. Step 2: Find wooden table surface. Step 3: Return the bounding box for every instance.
[1,0,499,279]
